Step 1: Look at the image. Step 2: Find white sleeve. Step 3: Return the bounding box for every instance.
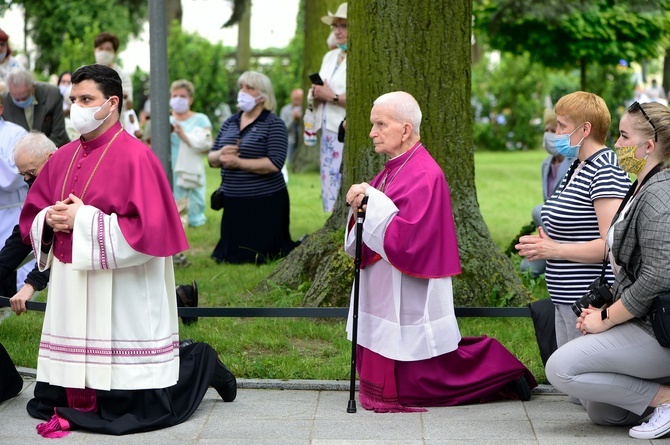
[343,187,398,261]
[31,207,54,272]
[71,205,152,270]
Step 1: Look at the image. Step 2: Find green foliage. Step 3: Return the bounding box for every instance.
[166,22,233,126]
[472,52,548,151]
[475,0,670,71]
[15,0,147,74]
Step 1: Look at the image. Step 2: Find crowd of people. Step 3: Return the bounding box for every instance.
[3,2,670,441]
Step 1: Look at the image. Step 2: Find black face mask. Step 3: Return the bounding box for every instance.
[24,176,35,187]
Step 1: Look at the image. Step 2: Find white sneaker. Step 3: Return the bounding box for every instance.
[629,403,670,439]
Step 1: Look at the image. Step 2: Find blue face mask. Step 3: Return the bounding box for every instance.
[554,124,585,157]
[337,43,348,51]
[12,95,33,109]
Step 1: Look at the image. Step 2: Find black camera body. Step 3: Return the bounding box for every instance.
[571,277,613,316]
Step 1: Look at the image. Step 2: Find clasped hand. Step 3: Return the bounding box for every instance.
[219,145,240,169]
[346,182,370,209]
[46,194,83,233]
[515,227,559,261]
[576,307,609,335]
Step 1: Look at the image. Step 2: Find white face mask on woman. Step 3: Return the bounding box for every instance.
[169,96,190,114]
[70,98,112,134]
[94,50,115,66]
[237,91,259,113]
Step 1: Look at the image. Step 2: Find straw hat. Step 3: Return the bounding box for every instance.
[321,3,347,25]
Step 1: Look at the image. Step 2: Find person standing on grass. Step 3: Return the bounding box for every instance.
[345,91,536,412]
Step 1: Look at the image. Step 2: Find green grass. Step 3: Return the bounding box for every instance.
[0,151,552,382]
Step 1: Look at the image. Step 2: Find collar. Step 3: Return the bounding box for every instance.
[80,121,123,151]
[232,108,271,124]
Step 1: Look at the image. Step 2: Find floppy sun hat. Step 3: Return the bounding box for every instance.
[321,3,347,25]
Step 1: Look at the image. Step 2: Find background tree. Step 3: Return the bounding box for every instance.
[474,0,670,90]
[267,0,530,308]
[0,0,147,74]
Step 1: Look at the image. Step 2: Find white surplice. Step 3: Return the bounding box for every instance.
[345,188,461,362]
[31,205,179,391]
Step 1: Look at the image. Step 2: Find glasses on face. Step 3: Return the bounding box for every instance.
[628,101,658,142]
[330,23,347,30]
[17,157,48,178]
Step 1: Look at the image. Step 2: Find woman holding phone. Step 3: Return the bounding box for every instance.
[310,2,347,212]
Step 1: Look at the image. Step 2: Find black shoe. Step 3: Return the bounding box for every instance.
[508,375,531,401]
[176,280,198,325]
[179,338,196,348]
[211,358,237,402]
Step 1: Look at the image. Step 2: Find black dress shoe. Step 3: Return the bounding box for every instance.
[176,280,198,325]
[179,338,196,348]
[211,358,237,402]
[508,375,531,401]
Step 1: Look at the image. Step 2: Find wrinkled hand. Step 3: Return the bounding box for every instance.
[312,80,335,103]
[49,194,83,233]
[9,284,35,316]
[576,307,608,335]
[515,227,559,261]
[346,182,370,209]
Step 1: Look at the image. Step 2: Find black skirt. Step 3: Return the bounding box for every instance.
[212,187,298,264]
[27,342,220,436]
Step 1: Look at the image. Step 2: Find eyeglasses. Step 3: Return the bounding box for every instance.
[17,156,48,178]
[330,23,347,30]
[628,101,658,142]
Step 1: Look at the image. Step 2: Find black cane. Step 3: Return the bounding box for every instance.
[347,196,367,413]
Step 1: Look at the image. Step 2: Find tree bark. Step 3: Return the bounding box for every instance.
[266,0,530,308]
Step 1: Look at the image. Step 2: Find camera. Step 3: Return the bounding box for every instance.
[571,276,613,316]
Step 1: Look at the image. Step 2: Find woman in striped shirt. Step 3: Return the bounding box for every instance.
[208,71,298,264]
[516,91,630,349]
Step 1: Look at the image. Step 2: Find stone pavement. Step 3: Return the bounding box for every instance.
[0,371,661,444]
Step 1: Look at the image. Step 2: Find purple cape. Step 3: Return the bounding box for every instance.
[20,122,188,260]
[362,143,461,278]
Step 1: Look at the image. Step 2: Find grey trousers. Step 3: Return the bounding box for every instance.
[546,322,670,425]
[555,303,582,349]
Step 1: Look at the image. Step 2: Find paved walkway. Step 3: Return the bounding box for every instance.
[0,370,659,444]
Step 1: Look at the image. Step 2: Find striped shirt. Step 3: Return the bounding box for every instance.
[541,149,631,305]
[211,110,288,198]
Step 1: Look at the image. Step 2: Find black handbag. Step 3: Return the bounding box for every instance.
[650,292,670,348]
[210,187,225,211]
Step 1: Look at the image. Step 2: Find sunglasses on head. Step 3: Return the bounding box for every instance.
[628,101,658,142]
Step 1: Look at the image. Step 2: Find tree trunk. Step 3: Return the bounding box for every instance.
[663,47,670,97]
[165,0,183,31]
[266,0,530,308]
[237,0,252,72]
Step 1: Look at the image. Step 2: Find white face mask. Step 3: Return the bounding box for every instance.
[58,84,70,97]
[94,50,115,66]
[70,98,112,135]
[237,91,259,113]
[169,96,190,114]
[0,50,6,63]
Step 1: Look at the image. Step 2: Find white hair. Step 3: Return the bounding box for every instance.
[6,69,35,89]
[373,91,422,135]
[13,131,57,160]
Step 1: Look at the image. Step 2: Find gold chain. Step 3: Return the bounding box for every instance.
[60,128,124,202]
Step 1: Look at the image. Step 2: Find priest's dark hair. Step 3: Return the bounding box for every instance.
[71,64,123,111]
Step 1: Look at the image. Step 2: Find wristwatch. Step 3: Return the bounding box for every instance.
[333,94,339,103]
[601,308,616,327]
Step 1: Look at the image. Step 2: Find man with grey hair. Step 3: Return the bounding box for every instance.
[0,93,28,299]
[0,132,55,312]
[344,91,535,412]
[1,69,69,147]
